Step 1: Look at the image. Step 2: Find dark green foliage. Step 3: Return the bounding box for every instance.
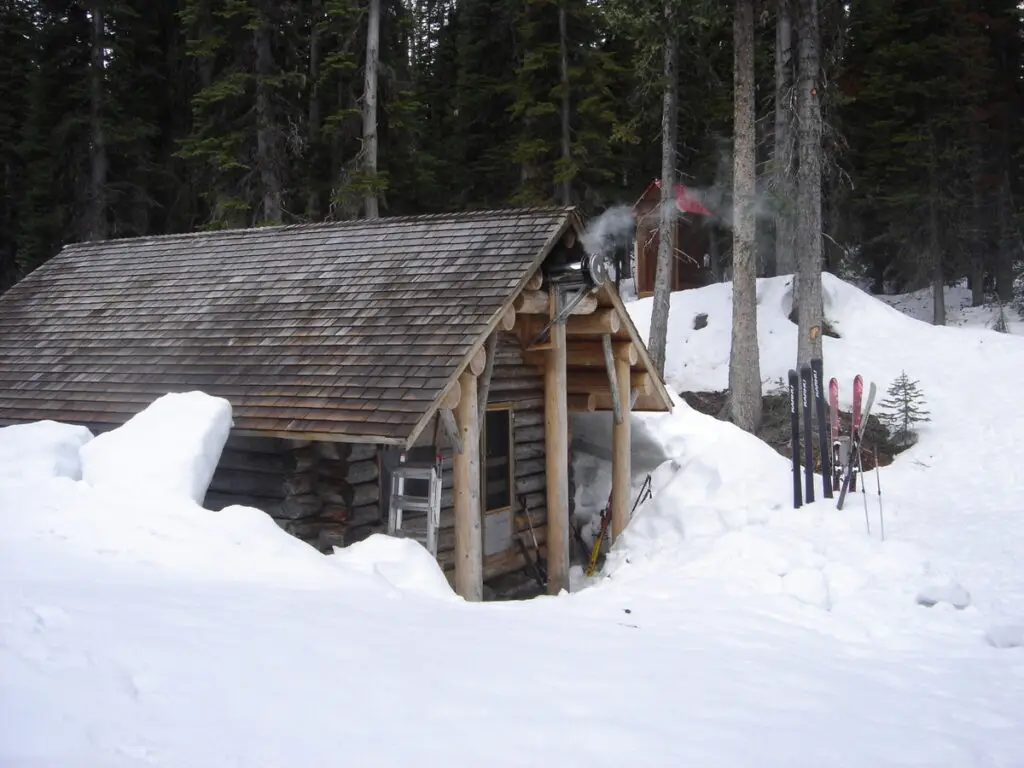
[0,0,34,288]
[1,0,1023,296]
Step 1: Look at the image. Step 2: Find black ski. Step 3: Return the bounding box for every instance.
[788,369,802,508]
[836,381,877,510]
[810,358,833,498]
[800,363,815,503]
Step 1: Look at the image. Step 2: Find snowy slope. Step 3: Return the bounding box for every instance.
[3,276,1024,767]
[874,278,1023,335]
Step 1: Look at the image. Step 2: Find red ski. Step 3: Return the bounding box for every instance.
[851,375,863,492]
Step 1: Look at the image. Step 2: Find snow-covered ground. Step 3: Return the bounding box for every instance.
[3,275,1024,767]
[873,277,1023,335]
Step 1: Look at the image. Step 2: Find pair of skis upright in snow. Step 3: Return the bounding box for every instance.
[788,360,831,508]
[788,362,876,510]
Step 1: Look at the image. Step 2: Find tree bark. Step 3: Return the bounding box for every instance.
[88,2,107,241]
[254,8,282,224]
[647,3,678,378]
[774,0,796,276]
[928,163,946,326]
[729,0,762,433]
[362,0,381,218]
[558,2,572,206]
[995,170,1016,303]
[307,0,322,219]
[795,0,824,365]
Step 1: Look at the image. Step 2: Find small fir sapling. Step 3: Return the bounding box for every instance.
[878,370,931,447]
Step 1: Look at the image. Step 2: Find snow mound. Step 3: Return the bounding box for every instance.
[605,392,788,564]
[0,420,94,486]
[328,534,456,600]
[80,392,232,504]
[916,582,972,610]
[985,624,1024,649]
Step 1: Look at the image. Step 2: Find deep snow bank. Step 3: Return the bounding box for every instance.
[80,391,233,504]
[0,420,94,486]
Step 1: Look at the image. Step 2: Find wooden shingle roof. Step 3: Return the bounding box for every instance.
[0,207,579,444]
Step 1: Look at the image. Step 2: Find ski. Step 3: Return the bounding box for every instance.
[837,381,876,510]
[829,377,841,492]
[788,369,802,508]
[851,374,864,492]
[800,363,815,503]
[811,358,832,498]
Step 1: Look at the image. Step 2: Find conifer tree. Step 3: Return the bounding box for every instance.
[879,370,931,447]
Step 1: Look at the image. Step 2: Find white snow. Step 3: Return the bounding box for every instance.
[3,274,1024,767]
[0,420,93,485]
[79,391,233,504]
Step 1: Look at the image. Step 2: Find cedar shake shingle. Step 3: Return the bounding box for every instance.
[0,208,577,442]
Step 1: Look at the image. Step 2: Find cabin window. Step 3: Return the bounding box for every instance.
[484,404,514,513]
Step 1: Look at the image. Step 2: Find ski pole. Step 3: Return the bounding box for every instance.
[860,450,871,535]
[873,445,885,541]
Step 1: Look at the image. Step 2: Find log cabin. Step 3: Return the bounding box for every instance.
[0,207,673,600]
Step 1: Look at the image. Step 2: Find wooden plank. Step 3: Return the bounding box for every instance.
[453,370,483,601]
[611,353,631,542]
[544,304,570,595]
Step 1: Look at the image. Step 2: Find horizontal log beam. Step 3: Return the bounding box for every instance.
[568,393,597,412]
[523,341,637,369]
[567,371,653,396]
[565,310,621,336]
[525,272,543,291]
[593,391,666,412]
[514,290,597,316]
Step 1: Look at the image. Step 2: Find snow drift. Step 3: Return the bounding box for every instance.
[79,391,232,504]
[2,273,1024,766]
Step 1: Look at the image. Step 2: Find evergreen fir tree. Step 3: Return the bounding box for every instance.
[879,370,931,447]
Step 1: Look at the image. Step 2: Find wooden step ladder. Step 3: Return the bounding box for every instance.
[387,460,442,556]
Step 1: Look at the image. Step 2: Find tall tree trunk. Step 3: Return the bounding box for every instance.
[730,0,762,432]
[928,162,946,326]
[307,0,322,219]
[995,170,1016,303]
[88,3,107,241]
[795,0,823,365]
[647,4,678,378]
[254,10,283,224]
[774,0,796,276]
[362,0,381,218]
[558,2,571,206]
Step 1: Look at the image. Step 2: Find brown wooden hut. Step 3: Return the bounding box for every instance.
[632,179,714,296]
[0,207,672,600]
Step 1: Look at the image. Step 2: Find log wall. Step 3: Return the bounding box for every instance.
[204,435,379,553]
[203,331,574,587]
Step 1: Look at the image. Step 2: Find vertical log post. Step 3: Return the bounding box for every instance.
[545,290,570,594]
[611,352,632,541]
[454,366,483,601]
